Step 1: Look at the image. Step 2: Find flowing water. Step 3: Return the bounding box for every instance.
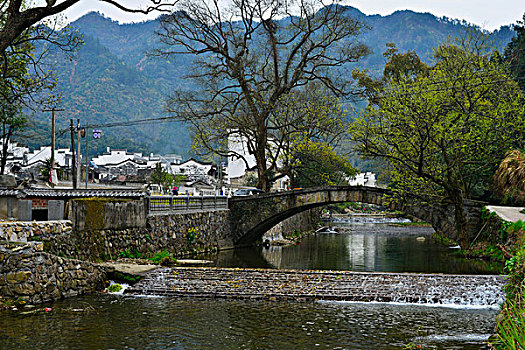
[0,221,504,349]
[0,295,498,349]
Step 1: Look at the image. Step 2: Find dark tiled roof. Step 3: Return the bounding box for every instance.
[0,189,17,196]
[22,189,145,198]
[0,187,144,198]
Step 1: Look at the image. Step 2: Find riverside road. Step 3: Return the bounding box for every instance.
[126,267,505,306]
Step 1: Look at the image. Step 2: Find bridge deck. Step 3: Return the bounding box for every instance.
[126,267,505,306]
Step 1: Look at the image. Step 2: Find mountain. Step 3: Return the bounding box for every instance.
[23,8,516,157]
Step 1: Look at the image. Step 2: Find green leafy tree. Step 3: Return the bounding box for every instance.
[272,86,356,187]
[154,0,369,191]
[0,3,81,174]
[149,162,183,191]
[289,140,356,187]
[38,157,60,180]
[351,35,525,248]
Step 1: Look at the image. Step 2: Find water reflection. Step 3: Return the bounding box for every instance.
[215,224,502,274]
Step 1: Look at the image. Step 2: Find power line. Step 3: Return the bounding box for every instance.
[52,71,525,135]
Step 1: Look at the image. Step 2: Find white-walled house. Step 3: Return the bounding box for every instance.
[18,146,77,180]
[24,146,76,168]
[171,159,216,182]
[1,140,29,161]
[0,140,29,173]
[227,133,290,192]
[91,148,172,182]
[91,147,143,167]
[147,153,182,173]
[170,159,220,195]
[95,158,150,181]
[227,133,257,182]
[348,172,377,187]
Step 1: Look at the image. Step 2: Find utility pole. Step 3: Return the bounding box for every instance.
[218,161,223,196]
[70,119,76,189]
[43,107,64,187]
[84,126,89,189]
[76,119,81,186]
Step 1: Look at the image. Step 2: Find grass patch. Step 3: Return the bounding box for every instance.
[458,243,505,262]
[148,250,176,266]
[107,284,123,293]
[0,297,26,311]
[110,271,142,284]
[432,232,458,246]
[492,297,525,349]
[118,249,143,259]
[490,233,525,348]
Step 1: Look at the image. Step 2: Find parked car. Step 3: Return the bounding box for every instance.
[233,188,264,196]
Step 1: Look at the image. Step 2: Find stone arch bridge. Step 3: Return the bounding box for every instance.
[228,186,484,246]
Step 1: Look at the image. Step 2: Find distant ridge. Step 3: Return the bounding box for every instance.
[25,8,515,156]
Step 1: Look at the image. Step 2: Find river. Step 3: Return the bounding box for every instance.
[0,221,504,349]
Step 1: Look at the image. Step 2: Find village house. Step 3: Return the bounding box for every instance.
[0,140,30,176]
[20,146,76,181]
[170,158,219,195]
[90,148,182,183]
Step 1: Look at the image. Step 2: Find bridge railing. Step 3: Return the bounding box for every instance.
[146,195,228,213]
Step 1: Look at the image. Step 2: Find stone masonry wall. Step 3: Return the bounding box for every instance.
[264,209,321,240]
[44,209,232,261]
[0,221,72,243]
[0,242,106,304]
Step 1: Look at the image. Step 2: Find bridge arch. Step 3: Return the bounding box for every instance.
[228,186,483,246]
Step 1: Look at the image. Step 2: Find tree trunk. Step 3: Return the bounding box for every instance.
[451,189,469,248]
[254,116,269,191]
[255,147,268,191]
[0,126,11,175]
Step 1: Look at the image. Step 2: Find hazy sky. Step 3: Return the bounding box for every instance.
[63,0,525,31]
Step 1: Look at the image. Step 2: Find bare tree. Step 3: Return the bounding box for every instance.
[0,0,178,55]
[154,0,369,190]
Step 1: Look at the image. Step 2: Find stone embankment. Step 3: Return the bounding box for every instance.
[44,210,231,261]
[0,221,72,242]
[127,267,505,306]
[0,242,106,304]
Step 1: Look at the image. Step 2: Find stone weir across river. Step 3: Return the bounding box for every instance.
[126,267,505,306]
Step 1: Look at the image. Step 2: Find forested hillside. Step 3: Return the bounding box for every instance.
[23,7,515,157]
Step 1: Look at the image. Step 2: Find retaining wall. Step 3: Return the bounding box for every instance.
[44,210,232,261]
[70,198,146,231]
[0,242,106,304]
[0,221,72,243]
[264,209,320,240]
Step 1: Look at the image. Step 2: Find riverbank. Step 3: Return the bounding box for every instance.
[0,241,107,309]
[435,206,525,348]
[488,217,525,348]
